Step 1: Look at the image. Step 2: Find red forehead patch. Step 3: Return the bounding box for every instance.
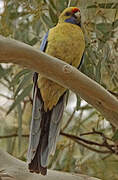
[72,8,80,13]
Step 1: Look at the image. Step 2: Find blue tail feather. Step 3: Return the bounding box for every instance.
[27,73,65,175]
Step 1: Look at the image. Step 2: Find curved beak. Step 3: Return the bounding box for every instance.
[72,11,81,26]
[74,11,81,20]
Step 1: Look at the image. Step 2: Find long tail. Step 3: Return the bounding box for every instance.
[27,72,65,175]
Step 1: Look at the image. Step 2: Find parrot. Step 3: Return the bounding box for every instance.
[27,7,85,175]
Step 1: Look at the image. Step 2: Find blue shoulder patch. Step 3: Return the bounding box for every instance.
[65,17,81,27]
[40,31,49,52]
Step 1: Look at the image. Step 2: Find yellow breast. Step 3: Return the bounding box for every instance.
[38,22,85,111]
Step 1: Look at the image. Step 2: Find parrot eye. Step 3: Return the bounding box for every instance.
[65,12,71,16]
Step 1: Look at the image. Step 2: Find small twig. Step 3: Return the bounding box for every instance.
[60,132,112,154]
[61,132,112,147]
[101,154,112,160]
[73,139,112,154]
[0,169,16,179]
[62,109,76,131]
[0,132,116,154]
[0,134,29,139]
[0,93,13,100]
[80,129,112,141]
[68,0,72,7]
[60,131,115,154]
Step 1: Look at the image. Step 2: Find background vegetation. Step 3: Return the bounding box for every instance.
[0,0,118,179]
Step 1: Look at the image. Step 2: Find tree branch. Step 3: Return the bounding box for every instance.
[60,132,115,154]
[0,132,116,155]
[0,35,118,128]
[0,149,100,180]
[0,134,29,139]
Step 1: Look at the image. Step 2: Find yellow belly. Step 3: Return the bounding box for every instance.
[38,22,85,111]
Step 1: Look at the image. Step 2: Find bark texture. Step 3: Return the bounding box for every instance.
[0,149,100,180]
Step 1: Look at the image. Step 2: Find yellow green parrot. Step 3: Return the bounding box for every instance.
[27,7,85,175]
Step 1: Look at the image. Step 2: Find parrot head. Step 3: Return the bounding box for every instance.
[58,7,81,26]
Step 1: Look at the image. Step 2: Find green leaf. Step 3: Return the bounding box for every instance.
[33,21,43,36]
[96,61,101,83]
[76,95,81,111]
[81,111,97,125]
[10,69,31,86]
[29,37,38,46]
[48,0,57,11]
[112,130,118,142]
[41,13,54,28]
[69,0,78,6]
[57,0,68,11]
[87,3,118,9]
[113,19,118,29]
[0,65,12,79]
[96,23,112,34]
[17,103,22,152]
[14,72,32,97]
[66,90,69,105]
[0,65,4,77]
[49,6,58,24]
[7,84,33,115]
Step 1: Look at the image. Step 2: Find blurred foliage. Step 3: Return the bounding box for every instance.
[0,0,118,179]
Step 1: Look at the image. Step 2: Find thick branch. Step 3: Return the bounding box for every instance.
[0,35,118,127]
[0,149,100,180]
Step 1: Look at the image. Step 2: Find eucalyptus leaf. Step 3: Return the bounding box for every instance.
[29,37,38,46]
[66,90,69,105]
[96,61,101,83]
[0,65,4,77]
[87,3,118,9]
[14,72,32,97]
[47,0,57,11]
[0,65,12,79]
[76,95,81,111]
[96,23,112,34]
[69,0,78,7]
[112,130,118,142]
[17,103,22,152]
[10,69,31,86]
[113,19,118,29]
[41,13,54,28]
[7,84,33,115]
[49,6,58,24]
[57,0,68,11]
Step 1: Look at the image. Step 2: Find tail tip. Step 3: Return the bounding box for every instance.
[28,163,47,175]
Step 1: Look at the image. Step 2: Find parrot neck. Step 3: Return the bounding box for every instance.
[64,17,81,27]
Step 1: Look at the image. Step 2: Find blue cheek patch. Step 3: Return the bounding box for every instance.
[65,17,81,27]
